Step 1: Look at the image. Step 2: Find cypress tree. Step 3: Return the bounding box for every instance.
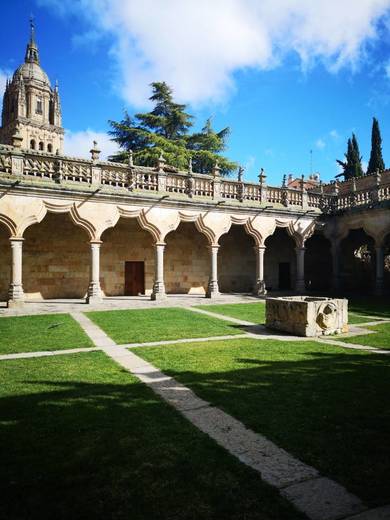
[337,133,363,179]
[367,117,385,175]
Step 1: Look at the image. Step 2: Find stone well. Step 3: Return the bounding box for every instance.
[265,296,348,337]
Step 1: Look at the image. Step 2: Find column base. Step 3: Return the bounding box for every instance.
[8,284,24,307]
[151,282,166,300]
[295,280,306,294]
[254,280,267,296]
[87,283,103,304]
[86,295,103,304]
[7,298,25,309]
[206,280,219,299]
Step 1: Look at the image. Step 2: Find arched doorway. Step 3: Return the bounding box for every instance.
[0,223,11,301]
[340,228,375,292]
[23,213,90,299]
[100,218,154,296]
[264,227,296,292]
[305,232,332,292]
[165,222,209,294]
[218,225,256,293]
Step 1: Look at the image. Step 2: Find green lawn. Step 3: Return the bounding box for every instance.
[337,322,390,350]
[87,307,242,344]
[348,298,390,319]
[138,338,390,507]
[348,313,381,325]
[0,352,304,520]
[0,313,93,354]
[198,302,265,324]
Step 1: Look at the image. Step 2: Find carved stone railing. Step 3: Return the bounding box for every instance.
[1,144,389,213]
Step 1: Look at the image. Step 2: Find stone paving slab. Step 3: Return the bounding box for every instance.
[281,477,366,520]
[344,505,390,519]
[0,347,100,360]
[121,333,250,349]
[186,306,256,326]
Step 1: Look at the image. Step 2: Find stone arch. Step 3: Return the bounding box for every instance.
[23,212,90,299]
[264,227,296,292]
[0,222,11,301]
[165,221,209,295]
[100,216,155,296]
[339,228,376,293]
[218,223,256,293]
[304,232,332,292]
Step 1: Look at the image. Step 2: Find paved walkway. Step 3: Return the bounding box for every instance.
[69,310,390,520]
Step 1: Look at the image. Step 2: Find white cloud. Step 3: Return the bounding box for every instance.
[64,129,119,160]
[315,138,326,149]
[36,0,390,106]
[329,129,340,139]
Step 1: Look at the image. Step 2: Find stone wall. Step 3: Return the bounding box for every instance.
[305,233,332,291]
[23,213,90,299]
[100,218,154,296]
[340,229,375,292]
[0,225,11,300]
[219,225,256,293]
[165,223,209,294]
[264,228,296,291]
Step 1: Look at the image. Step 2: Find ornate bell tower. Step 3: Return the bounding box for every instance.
[0,19,64,154]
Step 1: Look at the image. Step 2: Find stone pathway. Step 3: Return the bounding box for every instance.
[70,311,378,520]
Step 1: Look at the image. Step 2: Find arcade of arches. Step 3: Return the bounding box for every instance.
[1,209,389,306]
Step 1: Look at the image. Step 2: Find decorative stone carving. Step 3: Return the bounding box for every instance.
[265,296,348,337]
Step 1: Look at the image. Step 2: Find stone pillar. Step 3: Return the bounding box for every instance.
[375,246,384,296]
[151,242,166,300]
[87,241,103,303]
[331,242,340,292]
[253,245,267,295]
[295,246,306,293]
[206,245,220,298]
[8,238,24,308]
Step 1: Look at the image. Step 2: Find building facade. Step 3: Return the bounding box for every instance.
[0,27,389,308]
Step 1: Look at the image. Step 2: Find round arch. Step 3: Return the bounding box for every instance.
[264,227,296,292]
[304,232,332,292]
[0,222,11,302]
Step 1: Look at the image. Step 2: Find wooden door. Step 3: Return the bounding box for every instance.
[125,261,145,296]
[278,262,291,290]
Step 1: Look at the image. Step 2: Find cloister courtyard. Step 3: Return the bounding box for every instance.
[1,296,390,519]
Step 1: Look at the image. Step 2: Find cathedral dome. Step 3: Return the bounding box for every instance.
[13,61,50,87]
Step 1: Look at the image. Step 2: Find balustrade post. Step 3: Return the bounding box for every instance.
[8,238,25,308]
[87,240,103,303]
[206,245,220,298]
[375,246,384,296]
[295,246,305,293]
[151,242,166,300]
[253,245,267,295]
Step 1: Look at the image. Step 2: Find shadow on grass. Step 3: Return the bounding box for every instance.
[0,376,303,520]
[146,346,390,507]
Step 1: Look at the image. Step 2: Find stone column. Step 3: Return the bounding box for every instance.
[206,245,220,298]
[375,246,384,296]
[295,246,306,293]
[87,241,103,303]
[331,242,340,292]
[253,245,267,295]
[151,242,166,300]
[8,238,25,308]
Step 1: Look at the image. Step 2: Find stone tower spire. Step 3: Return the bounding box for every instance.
[0,19,64,154]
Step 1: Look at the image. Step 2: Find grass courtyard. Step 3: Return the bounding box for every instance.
[1,298,389,517]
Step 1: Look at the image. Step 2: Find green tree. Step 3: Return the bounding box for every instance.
[367,117,385,175]
[337,133,363,180]
[108,82,236,175]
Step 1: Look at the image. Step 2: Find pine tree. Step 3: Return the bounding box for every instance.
[336,133,363,180]
[108,83,237,175]
[367,117,385,175]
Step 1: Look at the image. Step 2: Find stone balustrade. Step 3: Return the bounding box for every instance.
[1,144,390,213]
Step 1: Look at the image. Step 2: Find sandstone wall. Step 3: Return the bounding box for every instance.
[219,225,256,293]
[165,223,209,294]
[23,213,90,299]
[100,218,154,296]
[0,225,11,300]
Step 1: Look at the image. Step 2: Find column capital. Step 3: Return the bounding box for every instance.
[295,245,306,252]
[9,237,24,243]
[253,244,266,252]
[208,244,220,251]
[90,239,102,245]
[154,242,166,248]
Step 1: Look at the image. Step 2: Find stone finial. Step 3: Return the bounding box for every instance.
[282,174,287,188]
[128,149,134,167]
[212,161,221,177]
[90,141,101,161]
[188,157,193,174]
[157,151,166,172]
[258,167,267,185]
[12,124,23,149]
[237,166,244,182]
[300,174,306,192]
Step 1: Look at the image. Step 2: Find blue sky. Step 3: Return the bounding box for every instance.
[1,0,390,185]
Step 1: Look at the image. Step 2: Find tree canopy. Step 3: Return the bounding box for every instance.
[336,133,364,180]
[367,117,385,175]
[108,82,237,176]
